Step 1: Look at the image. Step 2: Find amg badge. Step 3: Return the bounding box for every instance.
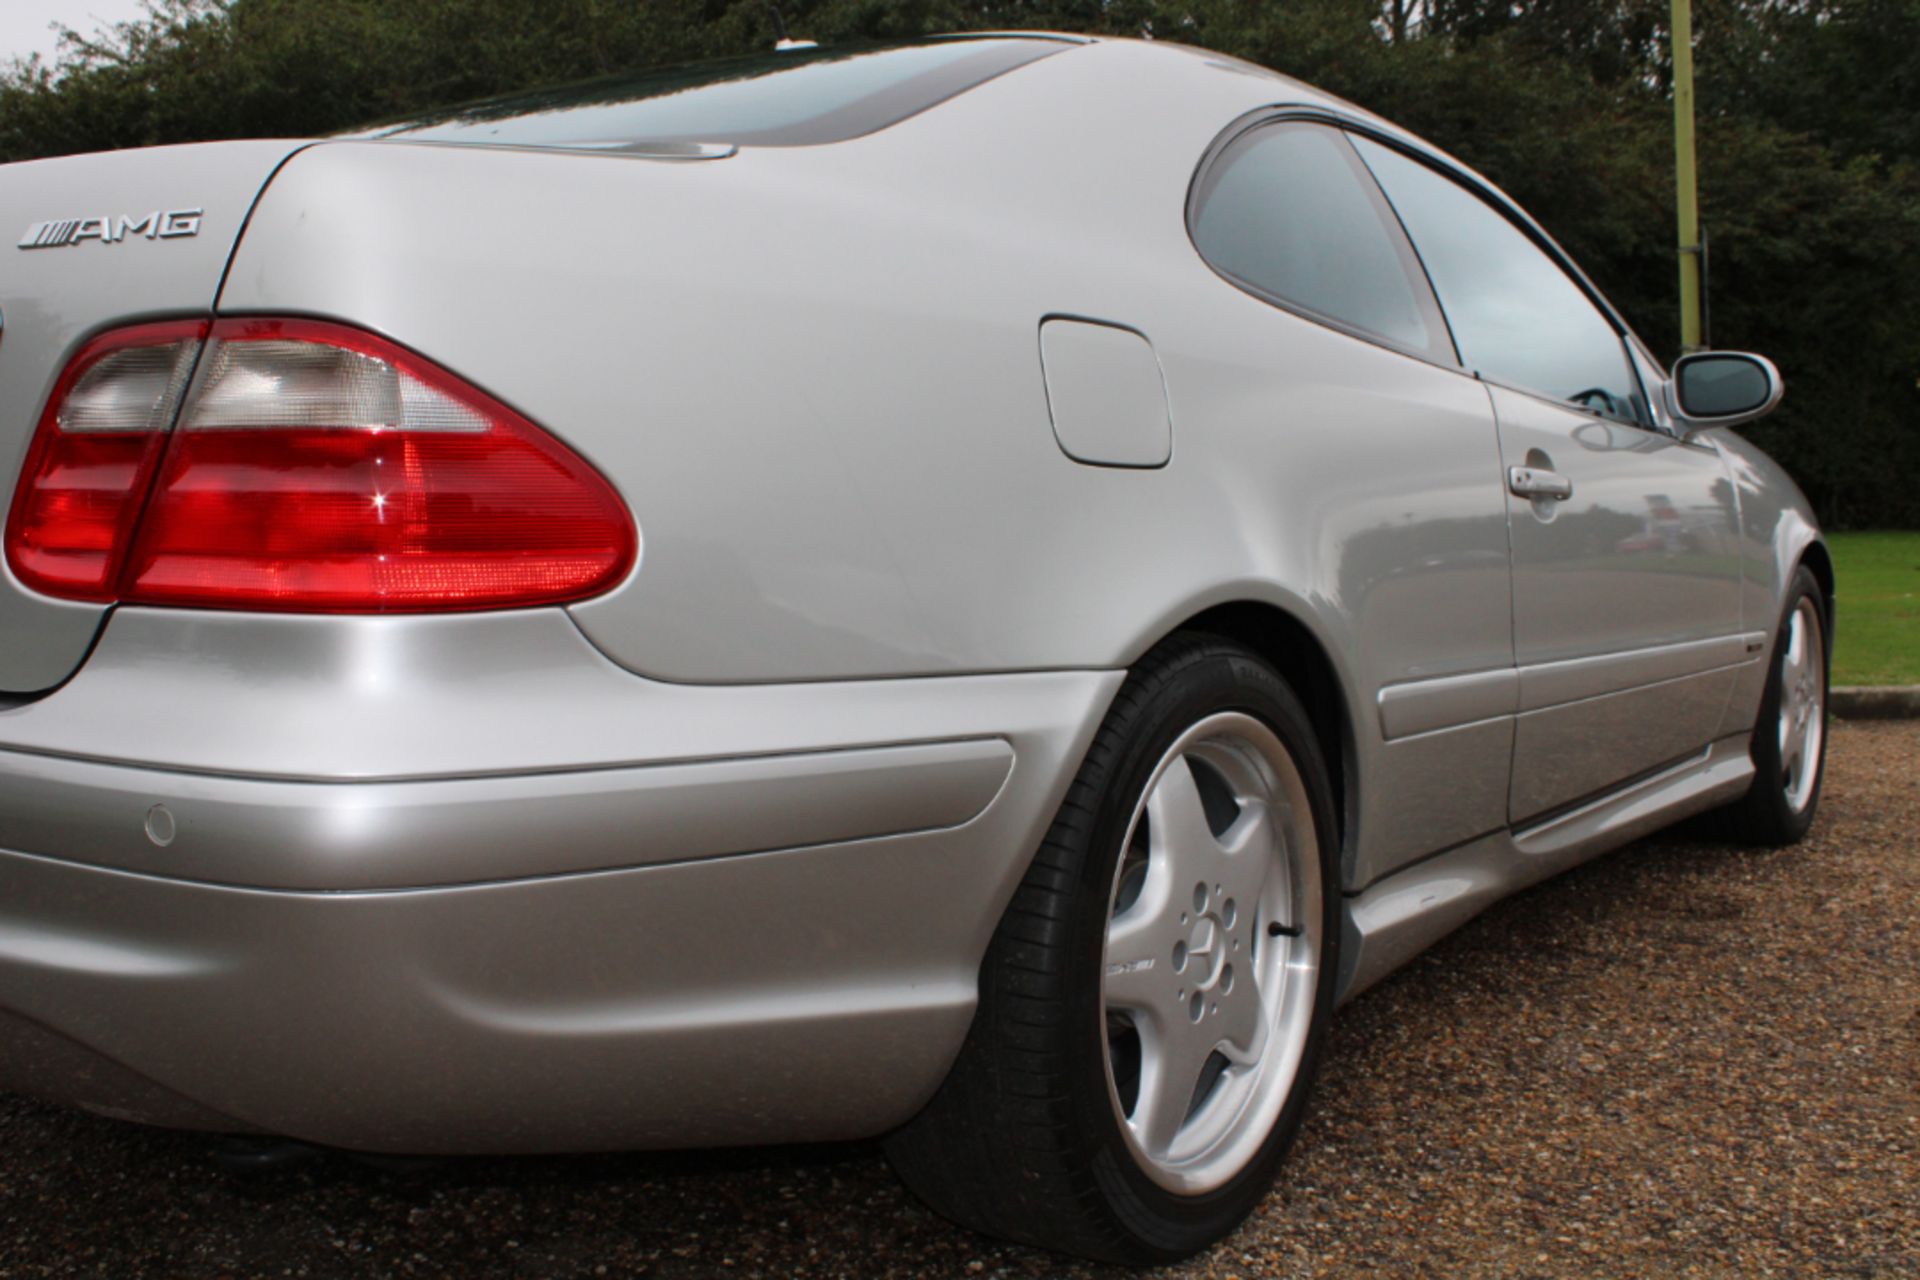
[18,209,202,250]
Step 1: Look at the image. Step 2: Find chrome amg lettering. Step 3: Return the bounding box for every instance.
[17,208,203,250]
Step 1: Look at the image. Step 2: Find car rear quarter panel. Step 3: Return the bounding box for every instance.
[219,42,1518,886]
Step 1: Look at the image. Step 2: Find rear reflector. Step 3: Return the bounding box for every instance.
[7,317,637,612]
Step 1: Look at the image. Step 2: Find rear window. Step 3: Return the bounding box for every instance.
[358,38,1075,152]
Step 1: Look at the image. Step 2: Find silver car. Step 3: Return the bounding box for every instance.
[0,34,1829,1264]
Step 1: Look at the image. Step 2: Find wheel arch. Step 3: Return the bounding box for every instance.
[1163,601,1356,858]
[1799,539,1836,637]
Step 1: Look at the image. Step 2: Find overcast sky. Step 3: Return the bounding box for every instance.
[1,0,153,69]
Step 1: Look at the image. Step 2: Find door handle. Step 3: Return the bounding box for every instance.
[1508,465,1573,501]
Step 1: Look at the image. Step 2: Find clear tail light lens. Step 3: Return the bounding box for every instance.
[5,320,207,601]
[6,317,637,613]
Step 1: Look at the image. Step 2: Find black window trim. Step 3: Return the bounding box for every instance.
[1188,105,1667,433]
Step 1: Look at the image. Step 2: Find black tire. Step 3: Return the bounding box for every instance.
[884,634,1341,1264]
[1720,564,1831,845]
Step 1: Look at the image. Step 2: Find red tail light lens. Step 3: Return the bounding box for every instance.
[5,320,207,601]
[7,317,637,613]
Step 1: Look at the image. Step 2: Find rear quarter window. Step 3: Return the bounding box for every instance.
[1189,121,1455,364]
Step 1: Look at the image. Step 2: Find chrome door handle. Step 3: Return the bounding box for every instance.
[1508,465,1573,501]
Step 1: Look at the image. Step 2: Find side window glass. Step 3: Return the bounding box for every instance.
[1191,122,1454,363]
[1350,135,1648,425]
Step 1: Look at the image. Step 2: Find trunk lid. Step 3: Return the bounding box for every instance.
[0,139,304,693]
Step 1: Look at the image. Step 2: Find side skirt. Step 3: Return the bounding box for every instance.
[1334,734,1755,1004]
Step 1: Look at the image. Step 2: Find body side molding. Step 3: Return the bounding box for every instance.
[1519,632,1766,713]
[1375,632,1767,741]
[1377,667,1518,739]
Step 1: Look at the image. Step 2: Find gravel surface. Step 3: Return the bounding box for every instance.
[0,720,1913,1279]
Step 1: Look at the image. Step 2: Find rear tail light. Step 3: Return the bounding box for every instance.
[5,320,206,601]
[6,318,636,612]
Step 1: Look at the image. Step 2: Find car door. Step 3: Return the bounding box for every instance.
[1351,135,1746,822]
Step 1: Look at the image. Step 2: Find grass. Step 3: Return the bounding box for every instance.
[1828,531,1920,686]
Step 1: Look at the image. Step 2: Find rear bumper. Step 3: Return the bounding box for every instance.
[0,608,1120,1151]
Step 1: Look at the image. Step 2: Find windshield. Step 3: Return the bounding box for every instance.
[356,38,1076,151]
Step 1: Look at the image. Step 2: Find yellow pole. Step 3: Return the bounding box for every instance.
[1672,0,1704,350]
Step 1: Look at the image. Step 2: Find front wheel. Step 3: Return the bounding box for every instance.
[886,635,1340,1264]
[1721,564,1830,845]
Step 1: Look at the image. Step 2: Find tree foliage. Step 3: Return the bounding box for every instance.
[2,0,1914,526]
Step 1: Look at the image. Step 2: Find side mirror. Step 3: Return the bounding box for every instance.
[1663,351,1783,431]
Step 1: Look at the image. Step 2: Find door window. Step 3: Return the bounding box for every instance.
[1190,123,1454,363]
[1351,135,1648,425]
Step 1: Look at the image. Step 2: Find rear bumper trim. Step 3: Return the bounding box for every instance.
[0,736,1013,892]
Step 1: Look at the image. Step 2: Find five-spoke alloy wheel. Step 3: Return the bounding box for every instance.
[1722,564,1831,845]
[1100,713,1322,1195]
[1776,595,1826,817]
[888,636,1339,1264]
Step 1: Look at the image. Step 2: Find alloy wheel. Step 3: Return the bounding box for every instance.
[1100,712,1323,1195]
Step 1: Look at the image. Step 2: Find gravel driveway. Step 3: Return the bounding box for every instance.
[1,721,1913,1279]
